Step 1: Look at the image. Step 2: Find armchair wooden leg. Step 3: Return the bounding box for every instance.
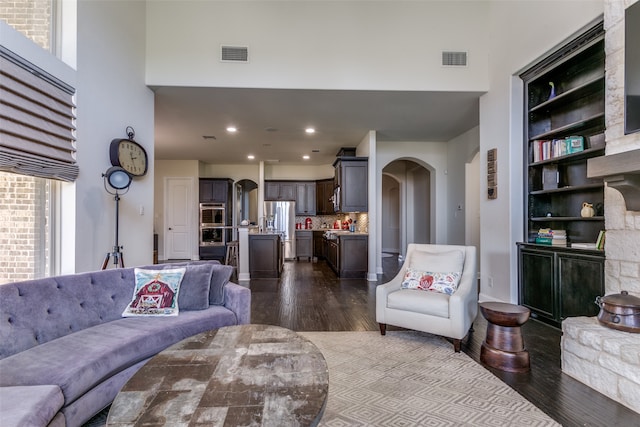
[453,339,461,353]
[379,323,386,335]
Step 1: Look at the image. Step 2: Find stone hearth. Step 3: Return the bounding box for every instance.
[562,317,640,413]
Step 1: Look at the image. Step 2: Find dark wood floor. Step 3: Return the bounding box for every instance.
[248,256,639,427]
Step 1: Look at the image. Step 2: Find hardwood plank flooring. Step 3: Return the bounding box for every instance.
[247,257,640,427]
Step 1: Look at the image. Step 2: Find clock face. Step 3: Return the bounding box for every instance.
[110,139,148,176]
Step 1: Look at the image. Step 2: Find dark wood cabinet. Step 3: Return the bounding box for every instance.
[333,158,368,213]
[326,234,368,278]
[264,181,295,201]
[249,234,282,278]
[295,182,316,215]
[295,230,313,261]
[518,243,604,328]
[518,22,606,327]
[199,178,232,203]
[316,179,334,215]
[313,231,325,259]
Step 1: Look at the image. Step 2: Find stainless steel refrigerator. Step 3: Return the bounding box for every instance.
[264,200,296,260]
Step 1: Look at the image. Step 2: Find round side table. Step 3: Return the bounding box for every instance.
[479,302,531,373]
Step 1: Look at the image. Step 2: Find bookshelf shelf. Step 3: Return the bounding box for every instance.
[518,22,605,329]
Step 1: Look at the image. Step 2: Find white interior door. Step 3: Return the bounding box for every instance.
[165,177,193,260]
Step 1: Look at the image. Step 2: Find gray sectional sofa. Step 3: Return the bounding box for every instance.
[0,261,251,427]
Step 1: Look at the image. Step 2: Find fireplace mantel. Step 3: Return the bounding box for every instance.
[587,149,640,211]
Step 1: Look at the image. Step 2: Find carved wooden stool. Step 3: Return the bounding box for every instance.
[479,302,531,373]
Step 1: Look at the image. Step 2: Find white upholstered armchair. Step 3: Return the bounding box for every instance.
[376,243,478,352]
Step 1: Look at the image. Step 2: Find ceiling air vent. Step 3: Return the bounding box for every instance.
[221,45,248,62]
[442,51,467,67]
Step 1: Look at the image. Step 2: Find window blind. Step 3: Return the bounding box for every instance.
[0,47,78,182]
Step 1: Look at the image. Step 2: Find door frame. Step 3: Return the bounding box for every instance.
[163,177,195,260]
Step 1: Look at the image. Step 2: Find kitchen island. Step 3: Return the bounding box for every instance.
[248,233,283,278]
[324,231,368,278]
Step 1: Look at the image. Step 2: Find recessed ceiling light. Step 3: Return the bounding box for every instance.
[303,155,310,160]
[305,127,315,134]
[226,126,237,133]
[247,155,255,160]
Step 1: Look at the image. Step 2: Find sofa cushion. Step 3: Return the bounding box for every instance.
[387,288,450,318]
[409,249,465,273]
[210,264,234,305]
[0,306,237,405]
[0,385,65,427]
[122,268,186,317]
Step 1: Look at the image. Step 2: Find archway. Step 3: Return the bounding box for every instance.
[235,179,258,231]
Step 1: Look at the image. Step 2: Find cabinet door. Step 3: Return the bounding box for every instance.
[279,182,295,201]
[264,182,280,200]
[249,235,280,278]
[199,180,213,202]
[327,240,339,273]
[210,180,228,203]
[313,232,325,258]
[339,236,368,278]
[519,248,556,322]
[337,160,368,212]
[296,231,313,259]
[296,183,316,215]
[558,252,604,319]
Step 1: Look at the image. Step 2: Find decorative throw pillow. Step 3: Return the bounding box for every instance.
[401,268,434,290]
[122,268,186,317]
[425,271,462,295]
[209,264,233,306]
[401,269,462,295]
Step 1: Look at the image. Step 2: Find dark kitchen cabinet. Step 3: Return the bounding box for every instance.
[316,179,335,215]
[199,178,232,203]
[264,181,295,201]
[313,231,325,259]
[326,234,368,278]
[249,234,282,278]
[295,230,313,261]
[333,157,368,213]
[295,182,316,215]
[326,239,339,273]
[517,243,604,328]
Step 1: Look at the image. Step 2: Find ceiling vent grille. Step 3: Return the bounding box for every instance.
[442,51,467,67]
[221,45,248,62]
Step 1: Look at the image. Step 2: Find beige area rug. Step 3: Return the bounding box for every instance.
[300,331,560,427]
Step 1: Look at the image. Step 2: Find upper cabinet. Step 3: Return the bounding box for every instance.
[295,182,316,215]
[333,157,368,213]
[521,22,605,245]
[199,178,232,203]
[316,179,335,215]
[264,181,295,201]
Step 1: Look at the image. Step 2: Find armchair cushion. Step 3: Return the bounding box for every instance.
[401,269,462,295]
[388,289,450,318]
[409,249,465,273]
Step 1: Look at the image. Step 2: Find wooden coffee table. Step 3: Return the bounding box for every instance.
[106,324,328,426]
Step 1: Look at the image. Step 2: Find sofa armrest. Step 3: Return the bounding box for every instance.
[223,282,251,325]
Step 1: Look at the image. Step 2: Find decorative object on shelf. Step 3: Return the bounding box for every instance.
[487,148,497,199]
[109,126,148,177]
[548,81,556,100]
[581,202,595,218]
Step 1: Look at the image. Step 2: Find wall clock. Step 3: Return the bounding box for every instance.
[109,137,148,177]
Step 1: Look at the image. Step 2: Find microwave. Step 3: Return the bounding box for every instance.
[200,203,225,226]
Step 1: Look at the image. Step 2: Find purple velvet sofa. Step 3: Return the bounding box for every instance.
[0,261,251,427]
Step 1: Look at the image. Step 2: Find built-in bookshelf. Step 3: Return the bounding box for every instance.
[518,22,605,328]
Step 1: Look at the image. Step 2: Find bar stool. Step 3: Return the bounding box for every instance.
[225,241,239,280]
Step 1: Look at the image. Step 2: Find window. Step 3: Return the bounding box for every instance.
[0,0,60,284]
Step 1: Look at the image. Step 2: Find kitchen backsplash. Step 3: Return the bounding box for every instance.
[295,213,368,233]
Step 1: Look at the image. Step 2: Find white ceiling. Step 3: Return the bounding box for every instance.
[153,86,483,166]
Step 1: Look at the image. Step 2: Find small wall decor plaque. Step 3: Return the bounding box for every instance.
[487,148,497,199]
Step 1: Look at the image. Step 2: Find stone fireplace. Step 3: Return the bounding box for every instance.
[561,0,640,415]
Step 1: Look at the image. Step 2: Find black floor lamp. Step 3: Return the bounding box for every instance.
[101,166,132,269]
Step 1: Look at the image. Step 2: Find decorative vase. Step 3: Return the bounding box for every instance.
[581,202,595,218]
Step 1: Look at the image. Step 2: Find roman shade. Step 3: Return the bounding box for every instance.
[0,46,77,182]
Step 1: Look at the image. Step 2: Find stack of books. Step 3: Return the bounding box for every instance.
[535,228,567,246]
[532,136,584,162]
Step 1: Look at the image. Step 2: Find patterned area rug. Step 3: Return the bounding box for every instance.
[300,331,560,427]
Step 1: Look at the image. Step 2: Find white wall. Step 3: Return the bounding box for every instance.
[479,1,603,302]
[447,126,480,245]
[75,0,155,272]
[145,1,489,92]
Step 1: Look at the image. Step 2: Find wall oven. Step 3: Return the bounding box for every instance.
[200,203,226,246]
[200,203,225,226]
